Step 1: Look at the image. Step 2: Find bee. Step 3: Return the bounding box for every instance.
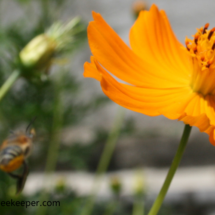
[0,119,36,194]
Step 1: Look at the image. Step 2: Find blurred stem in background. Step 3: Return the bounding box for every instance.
[0,0,2,26]
[0,70,21,102]
[102,198,119,215]
[103,176,122,215]
[132,170,145,215]
[132,191,144,215]
[148,124,192,215]
[41,0,50,27]
[36,72,64,215]
[81,107,126,215]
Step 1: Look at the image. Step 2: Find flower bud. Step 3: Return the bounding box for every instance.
[54,178,66,193]
[110,176,122,195]
[19,34,56,71]
[19,17,84,76]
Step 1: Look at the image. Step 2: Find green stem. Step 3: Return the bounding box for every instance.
[81,107,125,215]
[97,108,125,175]
[0,70,21,102]
[36,75,63,215]
[148,124,192,215]
[41,0,50,26]
[132,170,145,215]
[103,200,118,215]
[44,81,63,174]
[132,195,144,215]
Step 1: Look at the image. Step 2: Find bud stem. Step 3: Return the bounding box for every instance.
[148,124,192,215]
[81,107,125,215]
[0,70,21,102]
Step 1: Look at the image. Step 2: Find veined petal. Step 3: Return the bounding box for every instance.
[204,95,215,125]
[182,94,215,126]
[179,113,215,146]
[183,93,203,117]
[160,10,192,73]
[83,4,215,145]
[90,58,194,119]
[87,10,190,88]
[130,4,192,78]
[179,114,211,133]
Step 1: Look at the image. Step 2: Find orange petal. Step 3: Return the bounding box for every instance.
[183,93,204,117]
[84,56,102,81]
[173,95,215,145]
[129,4,192,78]
[91,58,194,119]
[204,95,215,125]
[209,129,215,146]
[179,112,215,146]
[87,10,190,88]
[84,5,215,146]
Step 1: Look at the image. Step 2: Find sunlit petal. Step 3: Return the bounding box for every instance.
[84,4,215,145]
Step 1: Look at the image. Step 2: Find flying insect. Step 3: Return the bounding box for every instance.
[0,120,36,194]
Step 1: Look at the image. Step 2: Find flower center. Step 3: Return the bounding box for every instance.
[186,23,215,96]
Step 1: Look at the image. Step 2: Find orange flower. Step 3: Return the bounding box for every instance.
[83,4,215,145]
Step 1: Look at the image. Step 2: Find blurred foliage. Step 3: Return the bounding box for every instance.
[0,0,109,197]
[0,0,109,172]
[57,118,135,171]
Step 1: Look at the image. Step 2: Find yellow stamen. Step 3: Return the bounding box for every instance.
[186,23,215,95]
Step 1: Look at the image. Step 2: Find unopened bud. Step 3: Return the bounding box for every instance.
[110,176,122,195]
[55,178,66,193]
[19,17,84,76]
[20,34,56,71]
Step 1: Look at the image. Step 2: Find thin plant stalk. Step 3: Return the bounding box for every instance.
[132,194,144,215]
[97,108,125,175]
[132,170,145,215]
[44,85,63,174]
[103,199,119,215]
[0,0,2,25]
[81,107,125,215]
[36,74,64,215]
[148,124,192,215]
[41,0,50,26]
[0,70,21,102]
